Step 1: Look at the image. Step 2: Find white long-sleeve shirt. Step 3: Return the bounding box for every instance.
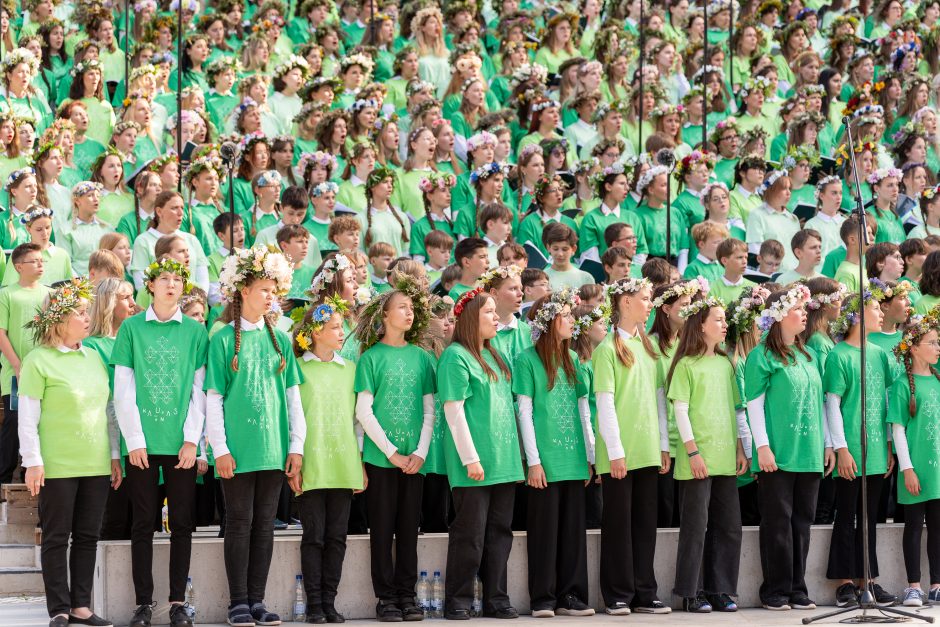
[356,391,436,460]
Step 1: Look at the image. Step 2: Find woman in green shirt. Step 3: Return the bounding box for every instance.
[800,277,847,380]
[439,289,522,619]
[744,284,829,611]
[668,296,749,613]
[205,245,303,627]
[593,277,671,615]
[868,168,906,244]
[410,172,456,262]
[19,278,118,627]
[514,289,594,617]
[353,280,435,621]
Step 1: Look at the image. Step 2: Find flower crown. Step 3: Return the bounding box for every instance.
[530,288,580,343]
[340,52,374,73]
[184,156,223,186]
[410,6,444,43]
[128,63,158,85]
[25,277,94,342]
[308,254,351,298]
[757,285,810,331]
[636,165,670,195]
[531,98,560,114]
[727,286,771,337]
[590,161,627,189]
[591,99,627,124]
[349,97,379,113]
[867,167,902,186]
[311,181,339,197]
[895,313,940,360]
[807,283,848,310]
[219,245,293,300]
[297,151,337,177]
[709,118,738,145]
[738,75,774,100]
[418,173,456,194]
[509,63,548,90]
[572,306,606,340]
[19,203,53,225]
[256,170,282,188]
[699,181,729,206]
[366,166,395,190]
[757,168,788,197]
[679,295,725,319]
[169,0,199,11]
[237,131,267,156]
[234,97,259,119]
[479,264,520,290]
[923,185,940,201]
[273,54,311,80]
[829,281,884,340]
[406,79,435,98]
[470,162,510,184]
[69,58,101,77]
[71,181,103,198]
[675,150,715,179]
[207,56,242,79]
[606,277,652,303]
[466,131,497,153]
[5,167,34,191]
[460,76,484,94]
[573,158,599,176]
[648,103,684,120]
[653,278,710,308]
[692,64,725,85]
[786,145,821,168]
[454,286,485,319]
[372,112,399,134]
[814,174,841,202]
[144,258,193,292]
[2,47,40,78]
[293,295,350,351]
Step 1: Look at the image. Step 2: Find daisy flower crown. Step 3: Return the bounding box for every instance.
[418,173,457,194]
[349,98,379,113]
[814,175,841,202]
[531,99,560,114]
[895,313,940,360]
[293,295,350,351]
[71,181,103,198]
[727,286,771,335]
[606,277,652,303]
[808,283,849,310]
[786,145,821,167]
[572,306,606,340]
[530,288,580,343]
[700,181,729,206]
[184,156,224,186]
[679,295,725,320]
[307,254,351,299]
[479,265,520,290]
[19,205,53,225]
[25,278,94,342]
[340,53,374,73]
[648,103,684,120]
[756,284,810,332]
[652,278,710,308]
[256,170,282,188]
[5,167,34,191]
[757,168,788,197]
[273,54,311,80]
[311,181,339,197]
[2,47,40,77]
[509,63,548,90]
[144,258,193,293]
[467,131,497,152]
[219,245,294,300]
[69,58,101,77]
[636,165,670,195]
[867,167,902,186]
[297,151,337,176]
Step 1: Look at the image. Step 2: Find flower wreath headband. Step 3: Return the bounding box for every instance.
[311,181,339,197]
[356,275,431,350]
[5,167,34,191]
[479,264,520,290]
[467,131,497,152]
[572,306,606,340]
[218,245,293,301]
[454,286,486,319]
[815,174,841,202]
[895,312,940,360]
[756,284,810,332]
[867,167,902,186]
[829,280,885,340]
[606,277,652,303]
[636,165,670,195]
[25,277,94,343]
[530,288,580,343]
[679,295,726,320]
[470,162,510,184]
[307,254,351,299]
[699,181,729,207]
[652,278,710,308]
[144,258,194,293]
[19,204,53,225]
[808,282,849,310]
[757,168,788,197]
[727,286,771,336]
[871,277,910,303]
[293,295,350,351]
[418,173,456,194]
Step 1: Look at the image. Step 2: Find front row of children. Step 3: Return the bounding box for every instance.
[16,243,940,627]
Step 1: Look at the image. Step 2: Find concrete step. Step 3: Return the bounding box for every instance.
[0,544,36,568]
[0,567,43,595]
[0,524,38,545]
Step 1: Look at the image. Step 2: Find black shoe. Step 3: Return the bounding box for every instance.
[483,607,519,619]
[129,604,153,627]
[169,604,193,627]
[399,600,424,622]
[273,518,289,530]
[305,605,326,625]
[51,616,69,627]
[634,600,671,614]
[322,605,344,624]
[249,603,281,626]
[870,583,898,607]
[376,601,403,622]
[836,583,859,608]
[789,593,817,610]
[681,594,712,613]
[761,596,791,611]
[227,604,255,627]
[555,594,594,617]
[444,609,470,620]
[705,593,738,612]
[69,614,113,627]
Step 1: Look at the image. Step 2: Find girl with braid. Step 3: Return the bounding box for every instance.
[359,166,410,257]
[205,245,304,627]
[410,172,456,262]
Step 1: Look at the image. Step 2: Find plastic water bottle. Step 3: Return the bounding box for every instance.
[431,571,444,618]
[161,499,170,533]
[416,571,431,616]
[293,574,306,622]
[184,578,196,622]
[471,576,482,617]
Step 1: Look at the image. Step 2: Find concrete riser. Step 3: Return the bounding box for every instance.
[92,526,929,622]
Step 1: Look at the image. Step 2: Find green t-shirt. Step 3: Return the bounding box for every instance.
[354,343,436,470]
[110,312,209,456]
[491,319,533,367]
[806,331,835,380]
[668,355,741,480]
[83,335,116,392]
[298,354,363,491]
[544,266,595,291]
[511,347,590,482]
[592,332,664,473]
[448,282,475,302]
[889,374,940,503]
[0,283,52,396]
[822,341,891,476]
[744,341,825,474]
[205,324,304,474]
[437,343,523,488]
[18,346,111,479]
[868,330,904,383]
[423,352,449,476]
[709,278,756,307]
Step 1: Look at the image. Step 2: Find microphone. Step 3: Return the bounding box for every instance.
[655,148,677,171]
[220,142,240,166]
[842,116,852,127]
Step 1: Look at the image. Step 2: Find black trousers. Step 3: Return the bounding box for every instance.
[445,483,515,613]
[656,462,679,528]
[421,473,451,533]
[39,475,110,617]
[298,489,352,606]
[195,469,225,527]
[100,479,133,541]
[599,466,660,608]
[526,480,589,610]
[221,470,283,604]
[826,475,884,580]
[903,499,940,584]
[757,471,820,602]
[364,464,424,602]
[738,480,761,526]
[124,455,196,605]
[815,474,837,524]
[674,476,742,598]
[0,394,21,484]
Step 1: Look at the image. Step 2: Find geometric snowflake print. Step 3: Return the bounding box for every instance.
[924,389,940,468]
[313,395,351,460]
[143,335,180,412]
[548,379,577,451]
[240,353,277,422]
[787,365,820,437]
[863,361,885,447]
[491,385,517,445]
[383,358,418,427]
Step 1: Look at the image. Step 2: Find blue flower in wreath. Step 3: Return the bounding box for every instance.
[312,303,333,323]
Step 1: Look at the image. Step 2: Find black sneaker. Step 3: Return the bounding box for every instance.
[305,605,326,625]
[227,605,255,627]
[604,602,630,616]
[169,604,193,627]
[681,594,712,613]
[789,593,817,610]
[249,603,281,626]
[399,600,424,622]
[483,607,519,619]
[870,583,898,607]
[129,604,154,627]
[444,609,470,620]
[761,597,791,611]
[704,593,737,612]
[634,600,671,614]
[68,614,113,627]
[556,594,595,617]
[51,616,69,627]
[323,604,344,624]
[835,583,859,608]
[376,601,403,622]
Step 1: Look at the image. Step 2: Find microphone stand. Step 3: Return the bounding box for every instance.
[803,119,932,626]
[176,1,183,192]
[637,0,645,155]
[702,0,708,149]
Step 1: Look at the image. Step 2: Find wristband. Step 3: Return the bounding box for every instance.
[688,450,700,458]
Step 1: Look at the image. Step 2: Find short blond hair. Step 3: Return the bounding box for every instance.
[691,221,730,245]
[88,249,125,279]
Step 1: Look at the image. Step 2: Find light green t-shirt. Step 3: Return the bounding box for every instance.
[834,261,866,295]
[544,266,595,291]
[490,319,533,367]
[437,342,523,488]
[1,245,72,287]
[592,332,664,473]
[709,278,756,307]
[18,346,111,479]
[512,347,590,482]
[0,283,52,395]
[205,324,304,474]
[298,354,363,491]
[744,340,825,474]
[823,341,891,476]
[889,374,940,503]
[354,342,436,470]
[110,312,209,455]
[668,355,740,480]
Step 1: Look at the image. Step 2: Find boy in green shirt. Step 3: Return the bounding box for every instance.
[833,215,872,295]
[209,212,245,306]
[0,243,52,483]
[543,223,594,291]
[709,238,756,304]
[602,246,632,283]
[775,229,824,285]
[279,225,317,303]
[367,242,396,294]
[424,230,454,287]
[448,237,490,301]
[683,222,728,282]
[2,207,73,287]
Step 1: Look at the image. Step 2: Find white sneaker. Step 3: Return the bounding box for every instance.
[903,587,925,607]
[605,603,631,616]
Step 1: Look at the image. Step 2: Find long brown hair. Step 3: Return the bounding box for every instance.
[528,295,576,390]
[609,286,657,368]
[649,281,686,354]
[763,289,812,365]
[452,293,510,382]
[666,304,729,388]
[799,277,841,343]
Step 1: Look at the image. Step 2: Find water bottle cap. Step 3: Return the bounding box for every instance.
[420,571,427,576]
[187,577,192,583]
[434,571,441,576]
[297,574,303,580]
